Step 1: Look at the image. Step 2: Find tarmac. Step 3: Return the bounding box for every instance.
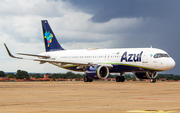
[0,81,179,113]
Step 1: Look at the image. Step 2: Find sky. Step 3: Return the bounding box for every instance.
[0,0,179,75]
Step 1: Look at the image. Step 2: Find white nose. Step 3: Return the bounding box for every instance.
[167,58,175,70]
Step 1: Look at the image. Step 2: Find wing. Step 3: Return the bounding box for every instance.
[4,43,113,68]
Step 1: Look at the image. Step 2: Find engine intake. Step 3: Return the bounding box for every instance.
[135,72,148,79]
[86,65,109,79]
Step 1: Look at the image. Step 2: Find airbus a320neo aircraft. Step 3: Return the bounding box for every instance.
[4,20,175,83]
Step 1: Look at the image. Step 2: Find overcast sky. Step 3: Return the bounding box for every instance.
[0,0,179,75]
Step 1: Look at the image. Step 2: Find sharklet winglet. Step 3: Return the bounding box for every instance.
[4,43,23,59]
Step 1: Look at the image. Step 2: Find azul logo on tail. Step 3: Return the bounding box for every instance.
[44,31,53,47]
[42,20,64,51]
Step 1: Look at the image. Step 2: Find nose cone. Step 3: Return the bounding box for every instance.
[167,58,175,70]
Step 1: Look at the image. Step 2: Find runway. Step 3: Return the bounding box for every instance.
[0,81,179,113]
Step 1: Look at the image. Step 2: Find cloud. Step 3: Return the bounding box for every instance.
[89,0,180,23]
[0,0,179,75]
[0,0,73,73]
[50,0,180,75]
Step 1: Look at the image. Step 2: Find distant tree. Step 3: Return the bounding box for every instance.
[0,71,6,77]
[16,70,29,79]
[66,71,75,78]
[52,74,59,79]
[81,74,86,78]
[7,73,15,78]
[165,74,174,80]
[76,74,82,79]
[157,74,180,80]
[124,74,131,80]
[108,74,116,78]
[49,72,86,79]
[173,75,180,80]
[30,73,44,79]
[132,77,136,81]
[123,74,136,81]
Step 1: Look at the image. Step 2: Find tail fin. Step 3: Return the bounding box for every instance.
[41,20,64,52]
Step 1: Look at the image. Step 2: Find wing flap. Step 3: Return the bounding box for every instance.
[17,53,50,58]
[33,58,90,65]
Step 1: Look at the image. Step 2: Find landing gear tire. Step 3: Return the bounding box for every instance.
[120,76,125,82]
[116,76,121,82]
[153,78,156,82]
[88,79,93,82]
[84,76,89,82]
[150,78,156,83]
[84,76,93,82]
[116,76,125,82]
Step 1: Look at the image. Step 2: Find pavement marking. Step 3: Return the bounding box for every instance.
[136,98,180,102]
[127,110,176,113]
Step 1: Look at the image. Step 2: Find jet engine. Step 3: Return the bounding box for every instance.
[86,65,109,79]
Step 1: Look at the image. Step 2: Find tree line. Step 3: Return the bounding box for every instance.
[0,70,180,80]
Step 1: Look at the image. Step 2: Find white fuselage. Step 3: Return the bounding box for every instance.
[40,48,175,72]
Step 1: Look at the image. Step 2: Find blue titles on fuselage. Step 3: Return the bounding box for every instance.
[121,51,143,62]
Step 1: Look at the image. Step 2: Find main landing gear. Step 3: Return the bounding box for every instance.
[116,72,125,82]
[84,76,93,82]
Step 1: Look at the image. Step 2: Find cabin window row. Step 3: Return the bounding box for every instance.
[59,56,121,59]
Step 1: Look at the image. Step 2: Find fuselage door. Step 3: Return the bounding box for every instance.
[142,51,149,63]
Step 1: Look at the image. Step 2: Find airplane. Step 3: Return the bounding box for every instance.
[4,20,175,83]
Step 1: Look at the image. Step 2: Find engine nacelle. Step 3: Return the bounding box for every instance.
[134,72,157,79]
[135,72,149,79]
[86,65,109,79]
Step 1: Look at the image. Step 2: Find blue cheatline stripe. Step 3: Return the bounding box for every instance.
[61,63,163,71]
[99,62,163,71]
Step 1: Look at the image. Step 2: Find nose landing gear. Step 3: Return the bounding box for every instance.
[148,72,157,83]
[150,78,156,83]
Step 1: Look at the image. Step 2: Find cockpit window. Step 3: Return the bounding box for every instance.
[154,53,170,58]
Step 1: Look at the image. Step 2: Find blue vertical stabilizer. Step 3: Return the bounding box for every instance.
[41,20,64,52]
